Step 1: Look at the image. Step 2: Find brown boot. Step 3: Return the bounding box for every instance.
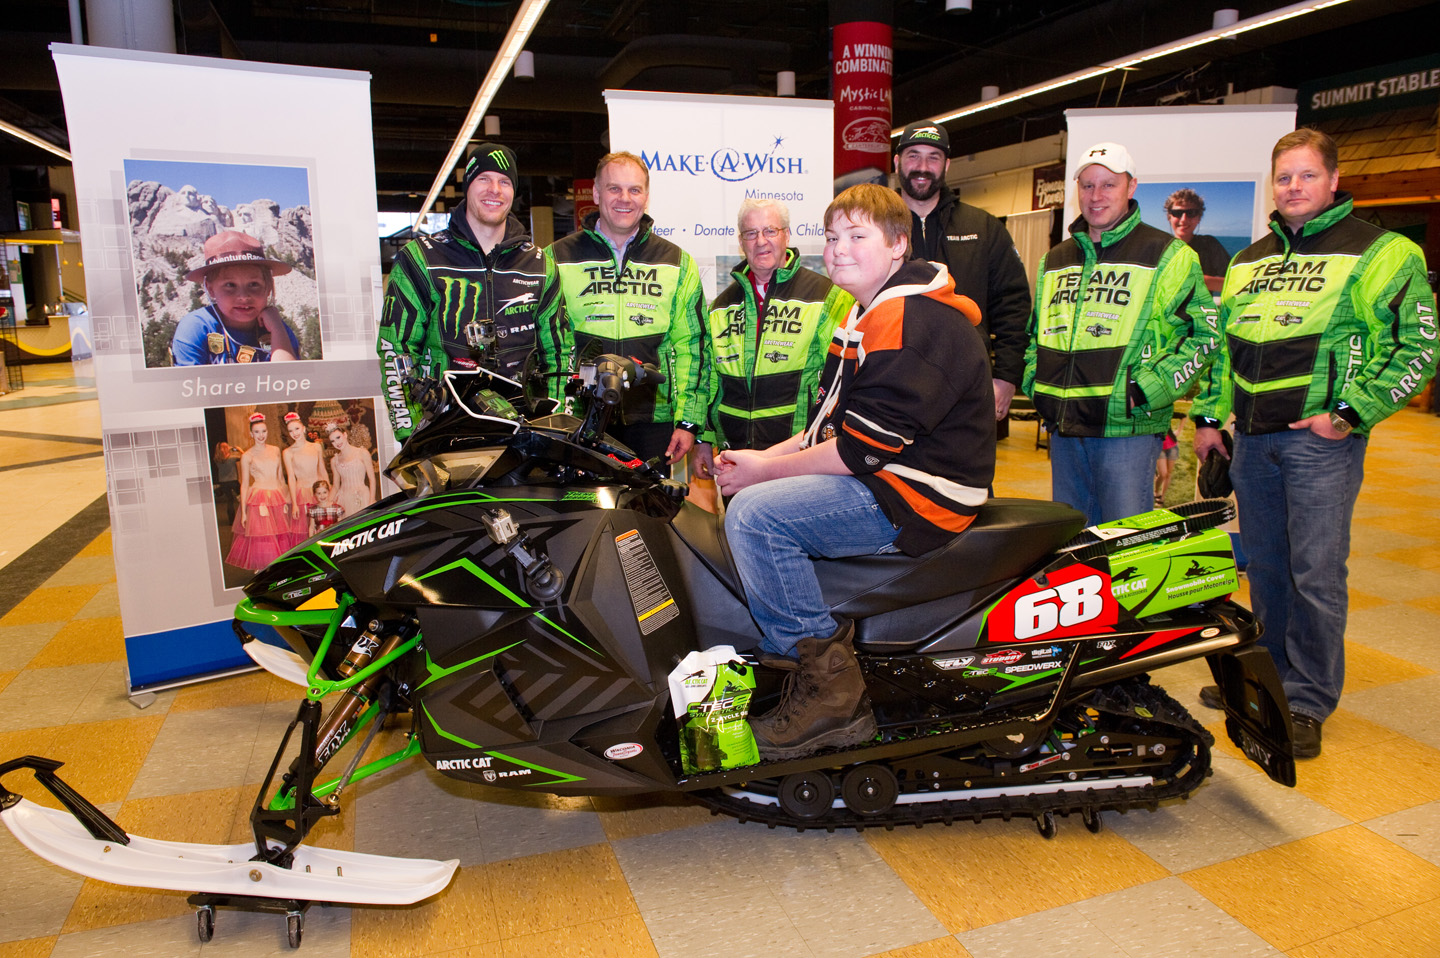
[750,621,877,761]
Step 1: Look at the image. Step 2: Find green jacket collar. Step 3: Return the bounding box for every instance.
[580,210,655,249]
[1269,191,1354,244]
[731,247,800,286]
[1069,200,1143,252]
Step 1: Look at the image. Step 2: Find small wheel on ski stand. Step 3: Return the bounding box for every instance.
[195,905,215,943]
[841,764,899,816]
[287,911,304,949]
[1082,807,1104,833]
[1036,810,1057,839]
[778,772,835,821]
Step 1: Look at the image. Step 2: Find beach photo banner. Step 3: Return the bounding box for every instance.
[52,44,389,692]
[1063,105,1298,246]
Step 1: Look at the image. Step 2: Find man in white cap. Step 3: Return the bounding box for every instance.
[893,121,1031,420]
[1023,142,1219,525]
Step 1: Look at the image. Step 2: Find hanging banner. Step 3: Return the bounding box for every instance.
[831,20,893,181]
[52,44,389,692]
[604,90,835,301]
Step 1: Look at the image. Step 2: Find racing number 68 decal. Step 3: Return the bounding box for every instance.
[985,563,1119,643]
[1014,574,1105,639]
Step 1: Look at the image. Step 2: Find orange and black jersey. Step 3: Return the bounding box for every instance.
[805,260,996,555]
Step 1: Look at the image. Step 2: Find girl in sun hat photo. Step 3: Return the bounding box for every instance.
[170,229,300,365]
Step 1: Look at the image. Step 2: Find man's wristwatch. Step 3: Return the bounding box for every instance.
[1328,411,1354,435]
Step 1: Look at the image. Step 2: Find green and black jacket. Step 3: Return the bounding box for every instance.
[1023,201,1219,437]
[1192,193,1435,436]
[377,208,568,441]
[704,249,853,450]
[547,212,709,429]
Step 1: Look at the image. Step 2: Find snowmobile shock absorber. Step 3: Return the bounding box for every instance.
[312,622,403,768]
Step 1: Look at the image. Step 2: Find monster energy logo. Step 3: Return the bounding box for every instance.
[435,277,488,339]
[489,149,510,169]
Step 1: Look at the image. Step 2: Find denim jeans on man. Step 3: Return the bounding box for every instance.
[725,474,900,656]
[1231,429,1366,722]
[1049,433,1163,527]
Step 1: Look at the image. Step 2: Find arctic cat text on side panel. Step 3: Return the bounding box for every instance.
[1,354,1294,948]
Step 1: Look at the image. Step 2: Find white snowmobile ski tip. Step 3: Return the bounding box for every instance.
[1,798,457,905]
[243,638,311,688]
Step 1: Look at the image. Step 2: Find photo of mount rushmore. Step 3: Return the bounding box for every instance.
[125,158,322,368]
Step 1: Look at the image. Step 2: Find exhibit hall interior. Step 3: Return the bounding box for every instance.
[3,2,1440,957]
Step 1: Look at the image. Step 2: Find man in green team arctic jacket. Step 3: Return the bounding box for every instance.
[1023,141,1219,526]
[691,198,854,482]
[1192,128,1436,759]
[377,142,569,441]
[547,152,709,471]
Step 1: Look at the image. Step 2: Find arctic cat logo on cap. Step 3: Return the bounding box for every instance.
[604,743,644,760]
[327,518,407,558]
[931,654,977,670]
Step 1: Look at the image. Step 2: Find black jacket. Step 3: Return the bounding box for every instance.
[906,187,1033,387]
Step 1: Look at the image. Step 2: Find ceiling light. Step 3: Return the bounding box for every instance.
[484,115,501,137]
[777,71,796,97]
[901,0,1352,133]
[418,0,548,225]
[0,119,71,162]
[946,0,973,11]
[515,50,535,80]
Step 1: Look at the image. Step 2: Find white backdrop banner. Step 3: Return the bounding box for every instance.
[52,44,388,692]
[604,91,835,301]
[1063,105,1297,246]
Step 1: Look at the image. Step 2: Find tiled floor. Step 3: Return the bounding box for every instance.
[3,360,1440,958]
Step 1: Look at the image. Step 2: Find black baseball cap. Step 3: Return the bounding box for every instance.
[896,122,950,157]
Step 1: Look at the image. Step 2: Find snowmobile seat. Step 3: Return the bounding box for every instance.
[818,498,1084,648]
[671,497,1084,641]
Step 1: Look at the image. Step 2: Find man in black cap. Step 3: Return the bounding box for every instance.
[894,121,1032,420]
[377,141,570,441]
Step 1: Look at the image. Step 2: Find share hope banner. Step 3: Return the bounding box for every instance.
[52,45,388,692]
[604,91,835,302]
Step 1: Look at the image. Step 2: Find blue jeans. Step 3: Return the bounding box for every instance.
[1232,429,1366,722]
[725,475,900,656]
[1049,433,1163,526]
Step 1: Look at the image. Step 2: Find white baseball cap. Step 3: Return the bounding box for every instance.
[1074,142,1136,179]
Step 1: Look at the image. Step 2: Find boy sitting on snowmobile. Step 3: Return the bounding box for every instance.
[714,184,996,760]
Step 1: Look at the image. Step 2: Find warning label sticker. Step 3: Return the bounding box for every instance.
[615,529,679,634]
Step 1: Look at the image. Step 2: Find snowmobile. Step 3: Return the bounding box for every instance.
[1,353,1296,947]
